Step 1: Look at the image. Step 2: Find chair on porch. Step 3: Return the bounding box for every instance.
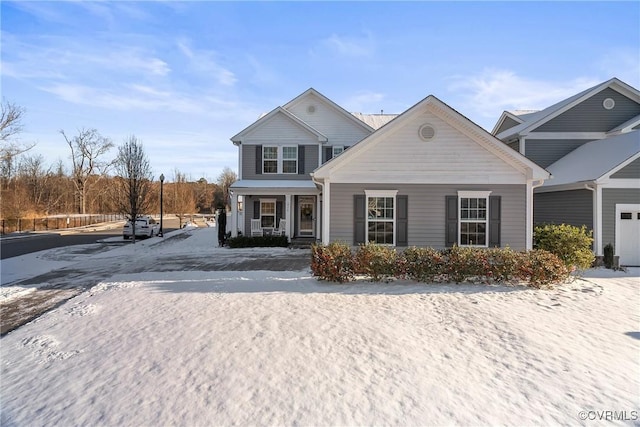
[273,218,287,236]
[250,219,262,237]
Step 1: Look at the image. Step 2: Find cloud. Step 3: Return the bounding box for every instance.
[448,69,601,119]
[596,48,640,88]
[177,39,237,86]
[314,32,376,58]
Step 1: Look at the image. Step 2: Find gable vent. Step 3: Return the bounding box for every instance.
[419,124,436,141]
[307,105,316,114]
[603,98,615,110]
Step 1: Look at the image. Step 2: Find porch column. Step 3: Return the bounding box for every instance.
[316,195,321,240]
[230,192,238,237]
[285,194,292,237]
[595,185,602,256]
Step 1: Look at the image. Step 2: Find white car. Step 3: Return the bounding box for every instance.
[123,216,160,239]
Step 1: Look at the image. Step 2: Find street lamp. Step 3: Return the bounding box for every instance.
[159,173,165,237]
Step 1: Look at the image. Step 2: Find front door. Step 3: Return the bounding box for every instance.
[298,197,315,237]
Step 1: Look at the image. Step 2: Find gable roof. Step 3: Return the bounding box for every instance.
[496,77,640,140]
[542,130,640,187]
[313,94,549,181]
[230,106,328,145]
[491,110,524,135]
[284,88,376,133]
[350,112,398,130]
[607,114,640,136]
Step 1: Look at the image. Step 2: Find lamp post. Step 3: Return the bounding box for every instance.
[159,173,165,237]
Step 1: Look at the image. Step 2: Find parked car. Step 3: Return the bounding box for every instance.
[123,216,160,239]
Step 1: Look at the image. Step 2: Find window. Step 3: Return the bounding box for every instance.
[332,146,344,157]
[282,146,298,174]
[260,199,276,228]
[365,190,397,245]
[263,145,298,174]
[458,191,491,247]
[621,212,633,220]
[263,146,278,174]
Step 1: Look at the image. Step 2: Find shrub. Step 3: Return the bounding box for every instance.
[311,242,355,283]
[401,246,444,282]
[520,249,569,288]
[534,224,595,271]
[354,243,397,281]
[603,243,614,269]
[485,247,525,284]
[443,246,489,283]
[227,235,289,248]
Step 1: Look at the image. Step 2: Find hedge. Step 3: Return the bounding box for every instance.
[311,243,569,288]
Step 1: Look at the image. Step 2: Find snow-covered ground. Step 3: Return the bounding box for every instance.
[1,227,639,426]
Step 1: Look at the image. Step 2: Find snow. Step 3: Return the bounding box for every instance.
[1,227,639,426]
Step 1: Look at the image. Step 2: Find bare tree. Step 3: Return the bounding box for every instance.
[216,167,237,211]
[61,128,113,214]
[114,135,153,242]
[1,100,34,182]
[171,169,196,228]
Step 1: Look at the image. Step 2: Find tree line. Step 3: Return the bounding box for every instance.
[1,100,237,224]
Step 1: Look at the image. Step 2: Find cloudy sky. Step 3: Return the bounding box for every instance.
[2,1,639,181]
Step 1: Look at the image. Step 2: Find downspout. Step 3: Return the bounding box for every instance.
[583,183,600,256]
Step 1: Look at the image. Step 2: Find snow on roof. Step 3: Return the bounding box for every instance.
[351,112,398,130]
[543,130,640,187]
[230,180,318,189]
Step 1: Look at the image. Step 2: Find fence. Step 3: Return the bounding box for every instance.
[0,214,126,235]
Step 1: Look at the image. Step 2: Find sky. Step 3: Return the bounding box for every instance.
[2,1,639,182]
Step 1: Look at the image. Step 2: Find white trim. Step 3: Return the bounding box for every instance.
[231,192,238,237]
[259,198,276,228]
[364,190,398,246]
[298,196,315,236]
[262,145,278,174]
[598,179,640,188]
[598,152,640,181]
[524,132,607,140]
[238,145,243,180]
[615,203,640,259]
[285,194,292,237]
[322,180,331,244]
[282,145,298,174]
[457,191,492,248]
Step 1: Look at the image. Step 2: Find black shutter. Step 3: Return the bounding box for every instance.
[253,200,260,220]
[396,195,408,246]
[298,146,305,174]
[445,196,458,247]
[323,147,333,163]
[276,201,283,225]
[489,195,501,247]
[354,194,366,245]
[255,145,262,175]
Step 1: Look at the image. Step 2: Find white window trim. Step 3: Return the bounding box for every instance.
[332,145,344,157]
[282,145,298,175]
[364,190,398,246]
[262,146,278,174]
[260,198,276,228]
[263,145,298,174]
[457,190,492,248]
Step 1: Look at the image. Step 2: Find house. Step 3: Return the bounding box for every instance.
[228,89,395,241]
[230,89,549,251]
[492,77,640,265]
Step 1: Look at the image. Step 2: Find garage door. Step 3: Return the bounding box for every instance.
[618,209,640,266]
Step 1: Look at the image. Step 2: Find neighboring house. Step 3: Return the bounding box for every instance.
[492,78,640,265]
[228,89,395,241]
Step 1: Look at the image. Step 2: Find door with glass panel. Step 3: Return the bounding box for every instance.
[298,197,315,236]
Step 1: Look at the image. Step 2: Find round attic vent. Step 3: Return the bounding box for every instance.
[307,105,316,113]
[603,98,615,110]
[419,124,436,141]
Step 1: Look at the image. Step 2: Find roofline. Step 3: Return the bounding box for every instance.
[490,110,524,135]
[497,77,640,140]
[284,88,376,133]
[230,106,328,145]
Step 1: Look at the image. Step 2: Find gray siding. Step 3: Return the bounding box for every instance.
[534,190,593,229]
[611,157,640,179]
[242,144,318,180]
[526,139,595,168]
[495,116,521,135]
[602,188,640,251]
[507,140,519,152]
[330,183,526,250]
[536,88,640,132]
